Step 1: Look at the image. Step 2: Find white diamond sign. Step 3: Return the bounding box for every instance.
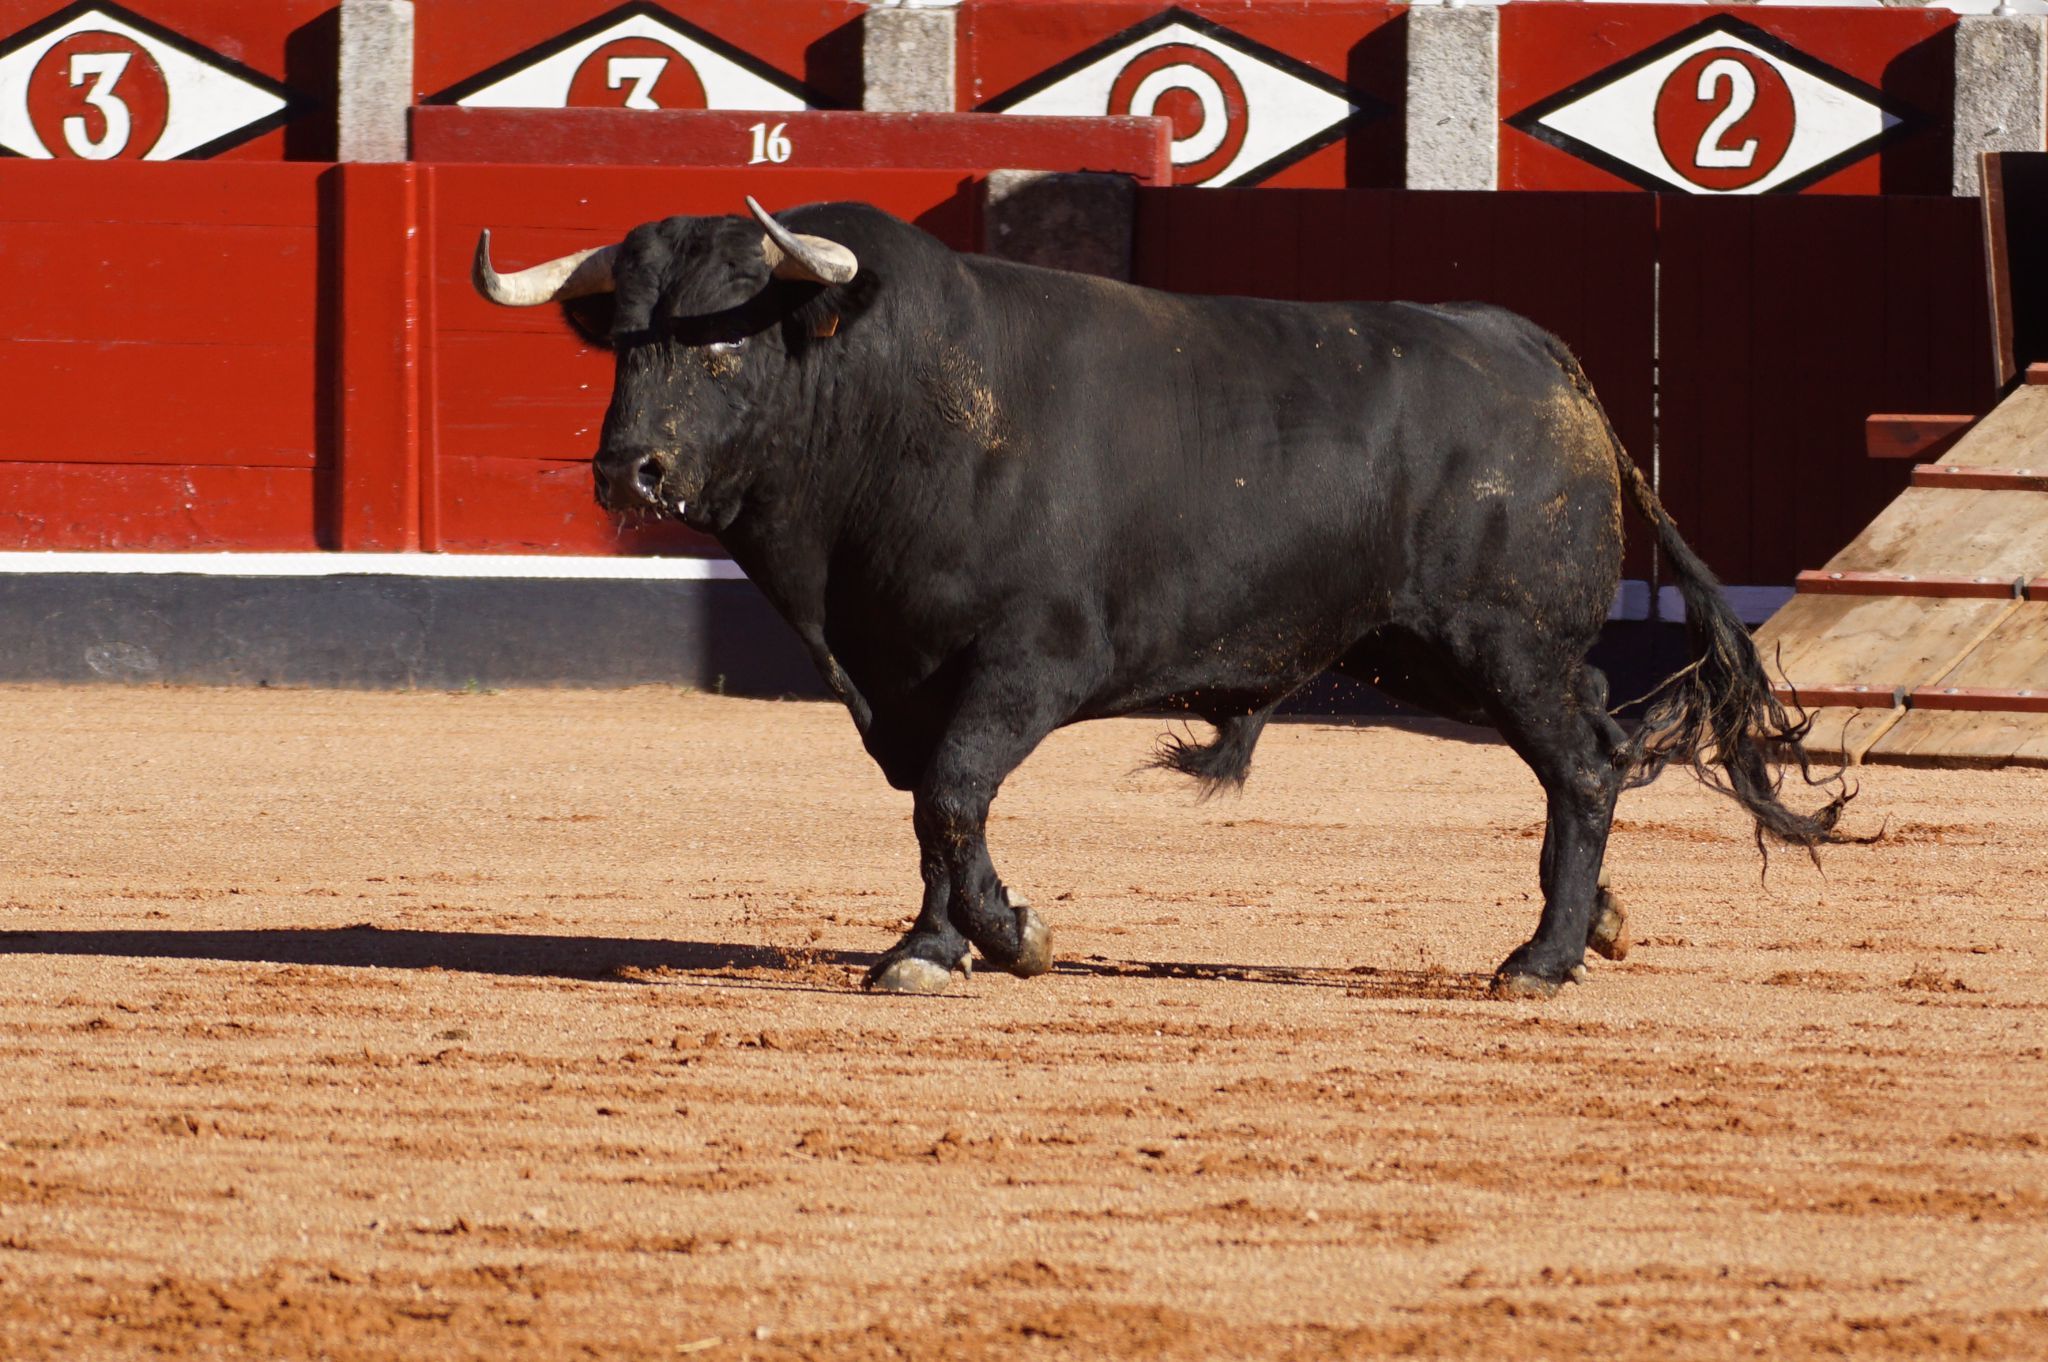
[430,2,812,112]
[981,9,1374,188]
[0,1,296,160]
[1508,17,1919,195]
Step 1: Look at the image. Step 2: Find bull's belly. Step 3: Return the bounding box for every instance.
[1081,602,1381,721]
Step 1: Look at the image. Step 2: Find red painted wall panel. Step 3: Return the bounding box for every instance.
[959,0,1403,189]
[1656,194,1991,585]
[0,465,324,551]
[1500,5,1954,195]
[433,456,702,556]
[0,162,325,550]
[0,0,335,160]
[414,0,864,113]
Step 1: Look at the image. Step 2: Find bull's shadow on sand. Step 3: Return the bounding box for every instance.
[0,927,1489,999]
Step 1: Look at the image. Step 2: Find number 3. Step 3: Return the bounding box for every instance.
[64,51,132,159]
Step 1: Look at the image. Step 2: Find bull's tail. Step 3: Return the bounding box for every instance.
[1150,709,1272,799]
[1610,446,1850,849]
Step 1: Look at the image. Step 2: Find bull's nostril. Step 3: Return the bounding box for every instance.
[632,456,664,499]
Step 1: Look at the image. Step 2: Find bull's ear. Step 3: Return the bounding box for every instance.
[562,293,618,349]
[784,269,879,350]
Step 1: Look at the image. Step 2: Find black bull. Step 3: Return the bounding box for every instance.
[473,198,1847,999]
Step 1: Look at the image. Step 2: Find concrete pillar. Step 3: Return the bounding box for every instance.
[982,171,1133,281]
[1405,6,1499,191]
[1953,15,2048,196]
[862,5,956,113]
[338,0,414,163]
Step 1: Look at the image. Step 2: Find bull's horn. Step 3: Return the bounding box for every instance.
[472,231,617,306]
[745,196,858,285]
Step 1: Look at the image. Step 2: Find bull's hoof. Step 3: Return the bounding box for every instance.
[1003,901,1054,979]
[1589,889,1631,962]
[1490,971,1565,1001]
[865,955,957,996]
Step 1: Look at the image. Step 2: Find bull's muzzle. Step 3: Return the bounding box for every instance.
[594,446,677,515]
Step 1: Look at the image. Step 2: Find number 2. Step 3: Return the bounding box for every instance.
[1693,57,1758,170]
[64,51,132,159]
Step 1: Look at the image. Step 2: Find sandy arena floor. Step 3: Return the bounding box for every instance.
[0,686,2042,1360]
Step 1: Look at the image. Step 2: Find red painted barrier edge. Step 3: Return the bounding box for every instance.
[1769,682,1905,710]
[1911,464,2048,492]
[409,108,1176,186]
[1908,687,2048,714]
[1794,570,2022,599]
[1865,413,1974,460]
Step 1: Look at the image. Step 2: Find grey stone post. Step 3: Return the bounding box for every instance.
[862,4,957,113]
[338,0,414,163]
[981,171,1134,281]
[1405,6,1500,191]
[1953,14,2048,197]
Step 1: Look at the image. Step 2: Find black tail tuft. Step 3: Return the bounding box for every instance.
[1613,452,1851,855]
[1545,337,1854,854]
[1149,711,1271,800]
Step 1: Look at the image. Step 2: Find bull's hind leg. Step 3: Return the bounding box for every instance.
[1488,665,1625,999]
[866,662,1071,995]
[1578,667,1632,963]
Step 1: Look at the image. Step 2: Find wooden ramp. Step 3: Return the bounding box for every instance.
[1753,383,2048,768]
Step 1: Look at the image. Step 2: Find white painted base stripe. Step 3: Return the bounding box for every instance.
[1609,579,1651,622]
[0,552,750,581]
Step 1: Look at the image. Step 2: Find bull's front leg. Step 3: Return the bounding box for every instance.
[866,665,1064,995]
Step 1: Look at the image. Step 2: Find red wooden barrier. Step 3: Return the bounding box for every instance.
[0,161,328,549]
[410,107,1173,183]
[1501,5,1954,195]
[1655,194,1990,585]
[0,0,332,160]
[959,0,1401,189]
[416,0,863,113]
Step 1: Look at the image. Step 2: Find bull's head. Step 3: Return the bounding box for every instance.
[470,198,859,530]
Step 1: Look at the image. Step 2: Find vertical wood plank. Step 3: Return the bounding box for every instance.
[333,163,421,551]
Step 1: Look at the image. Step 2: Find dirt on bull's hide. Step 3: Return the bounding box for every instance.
[0,687,2043,1361]
[915,339,1004,453]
